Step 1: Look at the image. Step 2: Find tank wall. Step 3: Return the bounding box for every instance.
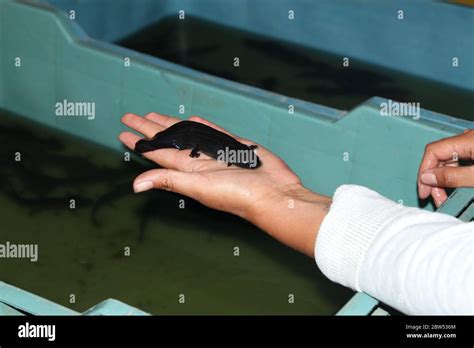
[43,0,474,91]
[1,0,472,209]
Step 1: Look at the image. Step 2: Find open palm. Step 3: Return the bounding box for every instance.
[119,113,302,219]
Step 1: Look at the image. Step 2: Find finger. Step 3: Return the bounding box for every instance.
[119,130,146,146]
[425,161,450,207]
[418,130,474,199]
[431,187,448,208]
[132,169,202,200]
[421,166,474,188]
[442,161,460,168]
[121,113,164,138]
[144,112,182,128]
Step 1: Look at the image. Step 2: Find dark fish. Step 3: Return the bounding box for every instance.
[136,194,160,242]
[91,181,134,227]
[135,121,261,169]
[4,186,93,215]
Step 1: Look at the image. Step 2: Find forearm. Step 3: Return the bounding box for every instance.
[247,184,331,258]
[249,183,472,314]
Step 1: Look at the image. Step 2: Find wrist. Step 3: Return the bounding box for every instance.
[247,184,332,257]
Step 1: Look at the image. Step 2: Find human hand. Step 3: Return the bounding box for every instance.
[119,112,331,257]
[418,129,474,207]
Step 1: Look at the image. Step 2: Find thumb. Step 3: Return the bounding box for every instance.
[133,169,200,197]
[420,166,474,188]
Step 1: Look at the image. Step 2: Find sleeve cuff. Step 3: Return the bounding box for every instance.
[315,184,416,291]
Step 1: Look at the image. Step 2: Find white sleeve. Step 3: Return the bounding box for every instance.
[315,184,473,315]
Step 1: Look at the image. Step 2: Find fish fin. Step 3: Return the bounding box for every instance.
[190,146,201,158]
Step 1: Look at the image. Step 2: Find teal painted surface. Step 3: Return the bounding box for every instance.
[0,0,472,315]
[1,0,472,207]
[437,188,474,222]
[43,0,474,91]
[0,302,25,315]
[0,282,150,315]
[336,292,379,316]
[0,281,78,315]
[460,204,474,223]
[82,299,149,316]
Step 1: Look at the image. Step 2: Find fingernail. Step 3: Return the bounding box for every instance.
[134,180,153,193]
[420,172,437,185]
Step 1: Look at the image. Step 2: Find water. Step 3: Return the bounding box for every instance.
[0,110,352,314]
[118,16,474,121]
